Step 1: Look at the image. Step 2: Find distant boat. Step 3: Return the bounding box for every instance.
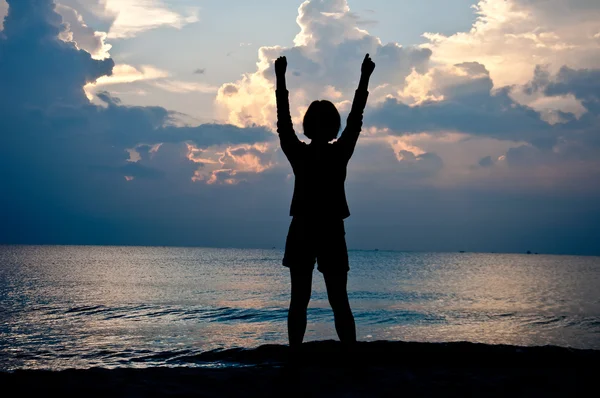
[459,251,465,253]
[526,250,532,254]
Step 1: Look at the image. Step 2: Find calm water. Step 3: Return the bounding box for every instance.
[1,245,599,370]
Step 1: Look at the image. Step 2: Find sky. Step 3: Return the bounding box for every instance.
[0,0,599,255]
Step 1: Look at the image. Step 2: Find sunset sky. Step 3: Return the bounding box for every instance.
[1,0,599,254]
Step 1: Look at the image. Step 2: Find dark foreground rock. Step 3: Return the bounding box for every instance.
[2,340,598,397]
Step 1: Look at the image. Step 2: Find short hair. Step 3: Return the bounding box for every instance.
[302,100,341,142]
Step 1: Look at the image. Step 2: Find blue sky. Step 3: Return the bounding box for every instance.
[1,0,599,254]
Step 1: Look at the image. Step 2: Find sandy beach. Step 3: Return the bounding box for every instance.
[2,340,597,397]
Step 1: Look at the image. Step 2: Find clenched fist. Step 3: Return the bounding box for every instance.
[275,56,287,77]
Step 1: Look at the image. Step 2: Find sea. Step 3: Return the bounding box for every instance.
[1,245,599,370]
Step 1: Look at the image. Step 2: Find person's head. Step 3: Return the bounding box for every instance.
[302,100,341,143]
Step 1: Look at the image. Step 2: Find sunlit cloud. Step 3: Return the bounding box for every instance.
[187,143,275,185]
[397,62,491,105]
[213,0,600,193]
[186,144,220,165]
[216,0,431,128]
[387,137,426,160]
[152,80,219,94]
[516,93,587,124]
[95,64,169,85]
[423,0,600,87]
[84,64,169,100]
[101,0,199,39]
[56,4,112,59]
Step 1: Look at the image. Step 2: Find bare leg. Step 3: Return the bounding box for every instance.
[324,271,356,344]
[288,267,313,348]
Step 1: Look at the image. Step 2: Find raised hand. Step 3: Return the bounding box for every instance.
[361,54,375,77]
[275,56,287,77]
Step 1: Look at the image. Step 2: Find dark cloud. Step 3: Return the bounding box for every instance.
[347,140,443,181]
[220,84,239,96]
[0,0,277,247]
[478,156,494,168]
[519,66,600,152]
[544,66,600,114]
[526,65,600,115]
[368,88,554,147]
[367,62,600,150]
[524,65,551,95]
[0,0,114,108]
[504,145,541,167]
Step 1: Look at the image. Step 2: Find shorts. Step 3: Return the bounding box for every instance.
[282,216,349,273]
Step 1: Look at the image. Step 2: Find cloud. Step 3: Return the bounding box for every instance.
[82,64,168,100]
[95,64,169,85]
[213,0,600,188]
[55,0,199,39]
[151,80,219,94]
[520,66,600,148]
[475,141,600,194]
[0,0,114,108]
[84,66,219,99]
[423,0,600,87]
[478,156,494,168]
[543,67,600,114]
[347,10,378,28]
[193,68,206,75]
[367,62,557,147]
[82,0,199,39]
[216,0,431,128]
[0,0,276,245]
[368,61,600,189]
[181,0,600,203]
[0,0,7,31]
[55,3,111,59]
[188,143,276,185]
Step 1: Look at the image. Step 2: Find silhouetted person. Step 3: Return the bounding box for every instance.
[275,54,375,350]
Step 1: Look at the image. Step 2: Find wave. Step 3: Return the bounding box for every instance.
[16,304,600,332]
[37,304,290,323]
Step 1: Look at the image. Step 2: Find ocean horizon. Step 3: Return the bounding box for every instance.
[2,243,596,256]
[2,245,599,370]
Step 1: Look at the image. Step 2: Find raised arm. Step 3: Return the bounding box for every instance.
[274,56,301,160]
[336,54,376,159]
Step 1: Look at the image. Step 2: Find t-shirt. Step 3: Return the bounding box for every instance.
[276,88,369,219]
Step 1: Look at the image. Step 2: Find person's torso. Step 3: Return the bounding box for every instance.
[288,142,350,219]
